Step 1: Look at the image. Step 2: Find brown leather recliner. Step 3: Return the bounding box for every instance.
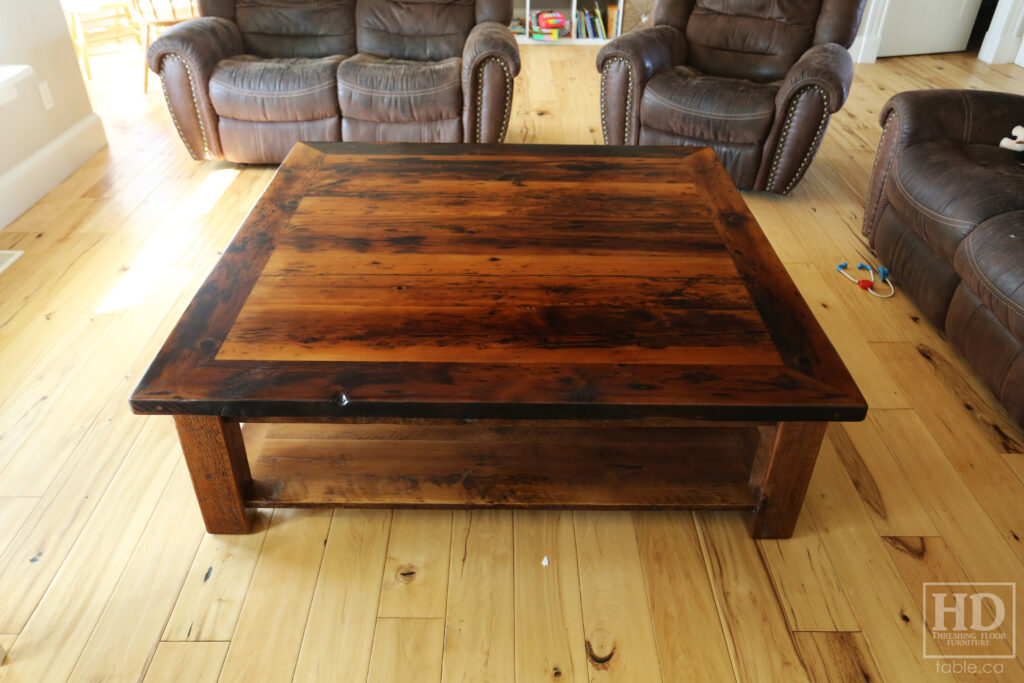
[864,89,1024,426]
[596,0,865,193]
[148,0,520,163]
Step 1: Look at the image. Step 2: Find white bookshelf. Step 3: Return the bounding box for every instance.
[513,0,624,44]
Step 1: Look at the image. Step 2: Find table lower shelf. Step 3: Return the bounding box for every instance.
[241,423,760,510]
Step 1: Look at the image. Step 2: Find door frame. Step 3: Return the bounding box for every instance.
[851,0,892,63]
[853,0,1023,64]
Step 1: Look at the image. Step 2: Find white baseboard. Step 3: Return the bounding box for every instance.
[0,112,108,230]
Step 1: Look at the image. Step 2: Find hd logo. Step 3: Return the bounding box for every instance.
[923,583,1017,660]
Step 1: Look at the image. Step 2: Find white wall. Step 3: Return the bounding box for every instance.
[0,0,107,229]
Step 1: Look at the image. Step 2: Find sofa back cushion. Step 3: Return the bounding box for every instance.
[201,0,514,62]
[815,0,867,48]
[198,0,236,18]
[355,0,476,61]
[685,0,821,82]
[204,0,358,58]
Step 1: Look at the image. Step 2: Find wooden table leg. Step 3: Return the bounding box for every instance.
[747,421,827,539]
[174,415,252,534]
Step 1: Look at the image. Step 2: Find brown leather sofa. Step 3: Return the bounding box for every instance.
[147,0,520,163]
[596,0,865,193]
[864,89,1024,426]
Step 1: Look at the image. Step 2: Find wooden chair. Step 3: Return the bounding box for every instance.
[129,0,198,91]
[62,0,141,80]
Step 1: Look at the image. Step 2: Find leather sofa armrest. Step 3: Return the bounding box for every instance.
[879,89,1024,148]
[775,43,853,114]
[462,21,521,79]
[863,90,1024,242]
[147,17,243,160]
[596,26,687,83]
[147,17,243,77]
[596,26,686,145]
[462,22,521,143]
[754,43,852,193]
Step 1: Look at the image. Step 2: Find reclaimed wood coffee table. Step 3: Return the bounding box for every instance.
[130,142,866,538]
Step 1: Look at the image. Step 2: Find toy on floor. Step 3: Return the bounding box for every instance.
[836,262,895,298]
[999,125,1024,164]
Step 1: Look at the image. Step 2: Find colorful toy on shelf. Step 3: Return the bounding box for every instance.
[536,10,567,29]
[530,10,571,40]
[836,262,895,298]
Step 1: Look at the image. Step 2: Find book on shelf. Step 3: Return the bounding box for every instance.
[592,3,607,39]
[606,4,618,38]
[577,10,590,37]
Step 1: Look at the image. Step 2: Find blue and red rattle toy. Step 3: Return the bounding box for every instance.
[836,262,895,298]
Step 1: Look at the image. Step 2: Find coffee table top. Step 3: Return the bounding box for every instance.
[130,143,866,422]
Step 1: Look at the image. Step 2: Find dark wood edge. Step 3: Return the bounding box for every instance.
[228,416,780,427]
[134,398,865,422]
[240,499,758,511]
[130,143,326,400]
[691,148,866,408]
[131,359,867,422]
[309,142,710,160]
[138,402,864,422]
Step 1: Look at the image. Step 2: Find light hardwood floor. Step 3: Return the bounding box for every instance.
[0,42,1023,683]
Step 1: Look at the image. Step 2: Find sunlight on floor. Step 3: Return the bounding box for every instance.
[95,168,238,313]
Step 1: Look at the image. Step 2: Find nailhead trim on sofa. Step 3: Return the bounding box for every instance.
[158,53,211,160]
[767,84,829,194]
[474,56,513,143]
[600,56,633,144]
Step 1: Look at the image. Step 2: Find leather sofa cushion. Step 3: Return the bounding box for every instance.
[954,211,1024,344]
[342,117,462,142]
[219,117,341,163]
[338,54,462,123]
[638,126,762,190]
[946,283,1024,426]
[210,55,344,122]
[356,0,475,61]
[686,0,819,82]
[235,0,356,58]
[873,202,961,329]
[640,66,777,146]
[886,141,1024,263]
